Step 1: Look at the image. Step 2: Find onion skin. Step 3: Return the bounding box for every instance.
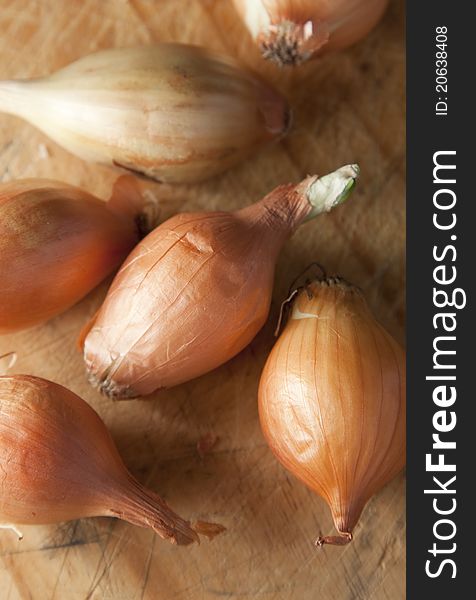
[258,278,405,544]
[0,375,218,545]
[233,0,389,66]
[82,165,359,399]
[0,177,140,334]
[0,45,290,183]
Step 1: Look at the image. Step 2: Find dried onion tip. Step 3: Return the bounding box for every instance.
[258,277,405,545]
[0,375,221,544]
[0,177,143,333]
[0,44,290,183]
[233,0,389,66]
[82,164,359,399]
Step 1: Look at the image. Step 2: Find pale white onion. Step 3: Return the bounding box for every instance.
[0,45,290,182]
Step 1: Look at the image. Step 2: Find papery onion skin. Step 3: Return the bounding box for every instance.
[0,45,290,183]
[233,0,389,66]
[258,277,405,544]
[82,166,359,399]
[0,178,139,334]
[0,375,211,545]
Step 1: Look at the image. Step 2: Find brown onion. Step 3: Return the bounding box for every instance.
[0,375,222,544]
[82,165,359,399]
[0,177,141,333]
[233,0,389,66]
[258,276,405,545]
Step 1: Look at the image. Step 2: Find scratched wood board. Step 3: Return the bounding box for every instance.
[0,0,405,598]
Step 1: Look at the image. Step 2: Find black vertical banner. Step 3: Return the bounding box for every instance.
[407,3,473,598]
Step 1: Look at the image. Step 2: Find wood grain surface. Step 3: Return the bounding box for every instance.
[0,1,405,598]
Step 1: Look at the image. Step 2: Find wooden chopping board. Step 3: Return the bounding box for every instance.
[0,1,405,598]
